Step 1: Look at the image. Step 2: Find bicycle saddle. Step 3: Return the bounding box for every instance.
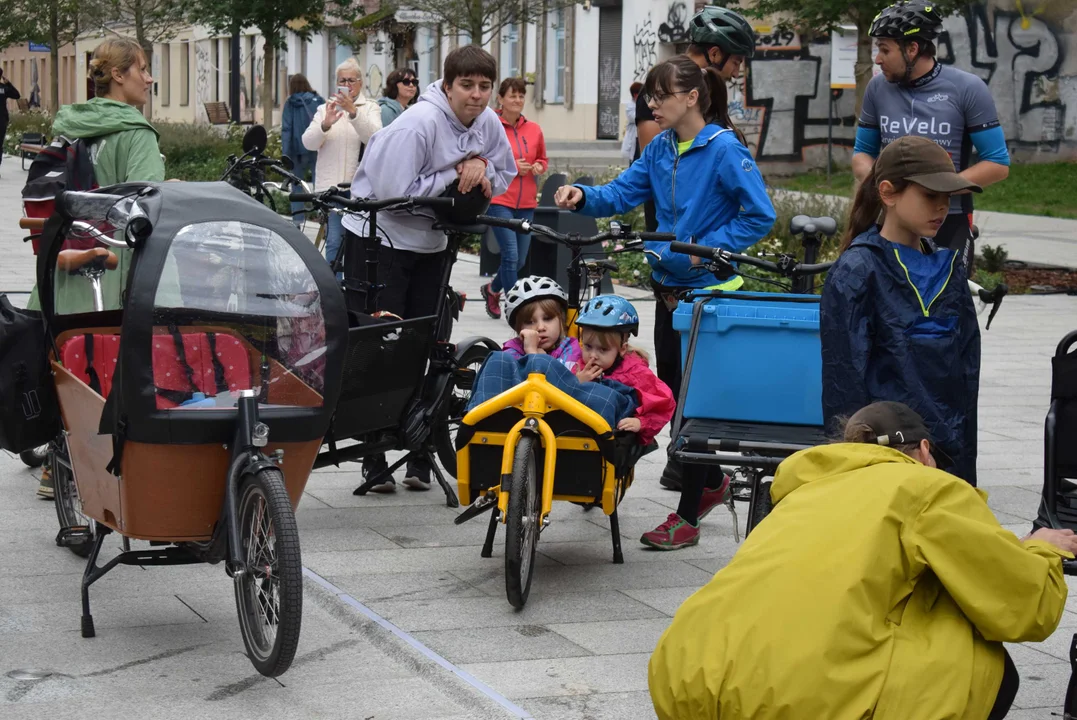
[789,215,838,237]
[432,221,489,236]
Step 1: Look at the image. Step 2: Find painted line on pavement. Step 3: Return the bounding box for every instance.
[302,566,535,720]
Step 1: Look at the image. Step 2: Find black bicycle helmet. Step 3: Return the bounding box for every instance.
[688,6,756,59]
[435,178,492,226]
[869,0,944,42]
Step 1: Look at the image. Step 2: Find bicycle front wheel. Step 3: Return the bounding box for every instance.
[505,435,541,609]
[52,436,96,558]
[234,467,302,677]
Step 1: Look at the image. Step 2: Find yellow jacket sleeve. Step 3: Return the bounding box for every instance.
[907,474,1070,643]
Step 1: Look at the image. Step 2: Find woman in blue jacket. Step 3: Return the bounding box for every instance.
[556,54,776,550]
[281,73,323,226]
[821,136,982,485]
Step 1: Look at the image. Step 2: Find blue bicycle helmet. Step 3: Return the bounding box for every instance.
[576,295,640,336]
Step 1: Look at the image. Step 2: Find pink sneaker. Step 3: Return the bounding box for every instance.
[640,513,700,550]
[480,284,501,319]
[698,474,732,521]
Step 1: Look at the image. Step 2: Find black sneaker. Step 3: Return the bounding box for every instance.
[659,460,683,491]
[356,454,395,494]
[403,459,431,491]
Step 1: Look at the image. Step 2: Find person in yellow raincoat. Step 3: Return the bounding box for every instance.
[649,401,1077,720]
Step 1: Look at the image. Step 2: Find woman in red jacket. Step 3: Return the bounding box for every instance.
[481,77,549,319]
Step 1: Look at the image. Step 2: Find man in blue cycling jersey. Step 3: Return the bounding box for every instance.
[852,0,1010,273]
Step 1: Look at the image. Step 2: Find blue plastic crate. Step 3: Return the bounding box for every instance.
[672,292,823,426]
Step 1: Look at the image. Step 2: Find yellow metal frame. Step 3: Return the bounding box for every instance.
[457,372,623,523]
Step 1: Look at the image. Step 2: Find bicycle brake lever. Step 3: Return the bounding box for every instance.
[983,283,1008,331]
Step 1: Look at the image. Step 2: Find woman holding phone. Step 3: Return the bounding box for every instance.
[302,58,382,267]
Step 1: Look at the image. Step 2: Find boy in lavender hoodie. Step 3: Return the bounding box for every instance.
[342,45,517,493]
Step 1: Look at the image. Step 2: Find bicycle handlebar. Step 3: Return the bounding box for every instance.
[475,214,677,247]
[668,241,832,278]
[288,188,454,213]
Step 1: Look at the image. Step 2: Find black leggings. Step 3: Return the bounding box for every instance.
[987,649,1019,720]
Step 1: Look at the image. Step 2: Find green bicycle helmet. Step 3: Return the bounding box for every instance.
[869,0,944,42]
[688,6,756,59]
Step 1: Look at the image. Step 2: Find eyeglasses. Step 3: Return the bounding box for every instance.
[645,90,689,105]
[399,78,418,86]
[337,77,360,85]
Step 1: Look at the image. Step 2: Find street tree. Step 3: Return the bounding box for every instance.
[373,0,580,50]
[194,0,361,127]
[728,0,966,117]
[96,0,191,119]
[1,0,106,112]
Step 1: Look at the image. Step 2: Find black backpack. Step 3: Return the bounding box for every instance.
[21,136,98,253]
[0,295,59,453]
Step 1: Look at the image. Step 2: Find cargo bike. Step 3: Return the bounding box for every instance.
[454,217,671,608]
[34,180,347,677]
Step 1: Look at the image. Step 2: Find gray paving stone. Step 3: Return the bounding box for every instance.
[547,618,673,656]
[324,569,489,603]
[374,515,611,549]
[523,690,658,720]
[302,544,559,577]
[365,591,665,633]
[460,653,652,700]
[455,559,715,599]
[619,587,701,617]
[0,595,204,634]
[1011,661,1070,710]
[411,625,594,664]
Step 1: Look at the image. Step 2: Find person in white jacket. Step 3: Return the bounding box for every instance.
[302,57,382,267]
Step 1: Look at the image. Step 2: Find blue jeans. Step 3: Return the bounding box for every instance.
[323,212,345,269]
[487,205,534,293]
[289,153,317,226]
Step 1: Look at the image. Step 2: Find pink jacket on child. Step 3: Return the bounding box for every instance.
[604,352,675,445]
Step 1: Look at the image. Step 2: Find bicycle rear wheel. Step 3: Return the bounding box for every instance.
[52,436,96,558]
[234,467,302,677]
[434,343,492,478]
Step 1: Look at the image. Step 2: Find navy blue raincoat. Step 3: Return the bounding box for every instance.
[820,228,981,484]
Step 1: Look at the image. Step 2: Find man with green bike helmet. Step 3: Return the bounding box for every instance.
[686,5,756,79]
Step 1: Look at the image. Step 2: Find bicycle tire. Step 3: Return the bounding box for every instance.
[505,435,540,609]
[52,438,96,558]
[234,467,303,677]
[20,445,47,468]
[746,479,773,536]
[434,343,493,478]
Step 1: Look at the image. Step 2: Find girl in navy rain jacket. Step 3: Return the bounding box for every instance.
[821,136,982,485]
[556,55,776,551]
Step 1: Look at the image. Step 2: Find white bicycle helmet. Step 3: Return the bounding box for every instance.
[503,275,568,328]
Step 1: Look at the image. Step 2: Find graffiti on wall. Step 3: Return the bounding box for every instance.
[194,40,212,123]
[733,2,1075,164]
[633,15,658,82]
[730,40,857,162]
[938,6,1068,150]
[658,2,689,44]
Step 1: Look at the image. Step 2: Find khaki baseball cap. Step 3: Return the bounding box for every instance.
[876,136,983,194]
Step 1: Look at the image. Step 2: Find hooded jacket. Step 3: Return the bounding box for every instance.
[604,351,674,445]
[649,443,1070,720]
[29,98,164,314]
[282,91,323,161]
[821,228,980,483]
[574,124,776,287]
[491,112,548,210]
[301,94,381,191]
[51,97,165,185]
[377,96,405,127]
[343,80,517,253]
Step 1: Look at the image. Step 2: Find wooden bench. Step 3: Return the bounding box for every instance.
[204,101,231,125]
[19,132,46,170]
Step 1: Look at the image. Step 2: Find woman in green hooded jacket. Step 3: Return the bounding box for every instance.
[29,36,164,317]
[29,37,162,500]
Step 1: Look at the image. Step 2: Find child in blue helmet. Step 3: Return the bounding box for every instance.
[575,295,675,445]
[468,280,638,430]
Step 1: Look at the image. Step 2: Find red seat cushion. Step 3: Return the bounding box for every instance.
[60,334,121,397]
[152,331,252,409]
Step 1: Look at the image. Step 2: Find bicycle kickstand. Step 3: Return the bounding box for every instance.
[425,449,460,508]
